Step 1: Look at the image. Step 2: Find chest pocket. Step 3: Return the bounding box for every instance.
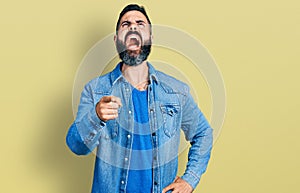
[160,104,181,137]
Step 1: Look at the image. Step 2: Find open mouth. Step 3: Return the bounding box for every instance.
[129,37,140,46]
[125,34,141,51]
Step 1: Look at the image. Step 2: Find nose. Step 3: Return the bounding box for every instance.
[129,24,137,31]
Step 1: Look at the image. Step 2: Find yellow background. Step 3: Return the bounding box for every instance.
[1,0,299,193]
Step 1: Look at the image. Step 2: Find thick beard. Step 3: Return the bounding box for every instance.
[116,38,152,66]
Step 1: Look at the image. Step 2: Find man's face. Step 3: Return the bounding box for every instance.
[115,10,152,66]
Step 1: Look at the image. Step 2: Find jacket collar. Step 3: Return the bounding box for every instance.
[110,62,159,86]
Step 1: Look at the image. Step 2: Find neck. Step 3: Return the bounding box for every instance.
[122,61,149,90]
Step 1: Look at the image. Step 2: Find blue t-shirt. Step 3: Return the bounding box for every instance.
[126,88,153,193]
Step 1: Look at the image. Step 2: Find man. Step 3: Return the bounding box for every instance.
[66,4,213,193]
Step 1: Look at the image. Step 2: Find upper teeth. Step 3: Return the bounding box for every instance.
[129,34,138,39]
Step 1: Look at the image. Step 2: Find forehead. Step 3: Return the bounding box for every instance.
[120,10,149,23]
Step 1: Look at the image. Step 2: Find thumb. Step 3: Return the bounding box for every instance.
[174,176,180,182]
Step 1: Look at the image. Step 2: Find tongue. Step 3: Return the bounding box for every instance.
[129,38,139,46]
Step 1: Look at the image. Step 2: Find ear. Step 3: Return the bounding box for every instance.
[150,34,153,42]
[114,35,117,45]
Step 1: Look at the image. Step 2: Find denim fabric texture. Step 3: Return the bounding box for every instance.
[66,62,213,193]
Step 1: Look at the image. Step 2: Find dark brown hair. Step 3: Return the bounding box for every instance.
[116,4,152,34]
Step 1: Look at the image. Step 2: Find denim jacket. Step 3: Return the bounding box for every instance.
[66,62,213,193]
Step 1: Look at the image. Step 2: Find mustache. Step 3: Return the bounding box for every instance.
[125,31,143,42]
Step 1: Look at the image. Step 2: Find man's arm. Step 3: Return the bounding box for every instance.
[163,89,213,192]
[66,83,105,155]
[66,81,122,155]
[180,91,213,189]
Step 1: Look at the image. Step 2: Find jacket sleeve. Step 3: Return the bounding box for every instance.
[66,82,106,155]
[180,90,213,189]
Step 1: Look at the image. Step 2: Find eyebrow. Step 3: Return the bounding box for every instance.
[136,20,146,24]
[121,20,146,25]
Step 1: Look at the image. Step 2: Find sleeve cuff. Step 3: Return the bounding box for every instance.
[181,171,201,189]
[89,108,106,130]
[81,109,106,146]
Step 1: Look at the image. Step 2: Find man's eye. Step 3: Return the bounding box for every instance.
[138,23,145,28]
[122,23,129,27]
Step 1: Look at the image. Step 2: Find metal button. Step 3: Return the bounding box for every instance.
[125,157,128,161]
[127,134,131,139]
[121,180,124,184]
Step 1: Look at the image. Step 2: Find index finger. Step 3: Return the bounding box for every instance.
[101,96,122,106]
[110,96,122,107]
[101,96,113,103]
